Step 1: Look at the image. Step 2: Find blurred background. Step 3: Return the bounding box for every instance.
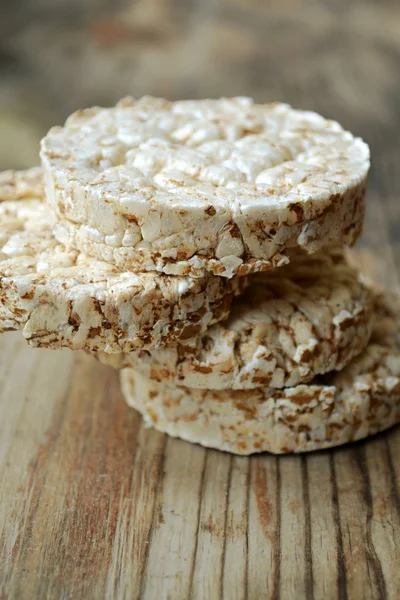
[0,0,399,204]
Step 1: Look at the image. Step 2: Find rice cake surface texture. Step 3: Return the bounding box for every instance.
[98,248,374,389]
[120,294,400,455]
[41,96,370,277]
[0,169,243,352]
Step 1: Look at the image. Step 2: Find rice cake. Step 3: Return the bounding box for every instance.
[97,248,373,389]
[0,171,244,352]
[41,96,369,278]
[120,294,400,455]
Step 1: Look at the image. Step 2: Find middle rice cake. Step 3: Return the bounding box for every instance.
[97,247,374,388]
[0,169,246,353]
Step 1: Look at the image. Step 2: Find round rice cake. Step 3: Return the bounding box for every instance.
[0,170,245,352]
[0,166,43,202]
[120,295,400,455]
[41,96,369,278]
[97,248,374,389]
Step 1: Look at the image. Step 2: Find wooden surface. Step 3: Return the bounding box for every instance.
[1,1,400,598]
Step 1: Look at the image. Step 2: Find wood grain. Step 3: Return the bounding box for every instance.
[1,0,400,598]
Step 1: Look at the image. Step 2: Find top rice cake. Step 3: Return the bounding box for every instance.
[41,96,370,278]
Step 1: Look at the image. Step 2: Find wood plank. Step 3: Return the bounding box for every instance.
[222,456,248,600]
[190,450,231,600]
[306,453,340,600]
[0,340,74,596]
[140,439,207,599]
[278,456,308,599]
[105,424,166,600]
[364,438,400,600]
[247,456,279,599]
[333,446,379,600]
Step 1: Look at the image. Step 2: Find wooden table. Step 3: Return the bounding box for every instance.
[1,1,400,598]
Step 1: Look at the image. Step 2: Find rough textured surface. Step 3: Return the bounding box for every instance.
[98,248,374,389]
[120,293,400,455]
[0,177,244,352]
[41,96,369,277]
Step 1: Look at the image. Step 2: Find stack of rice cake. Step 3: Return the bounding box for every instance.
[1,96,400,455]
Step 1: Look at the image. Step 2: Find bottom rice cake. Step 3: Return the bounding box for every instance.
[119,293,400,455]
[97,248,374,389]
[0,169,245,352]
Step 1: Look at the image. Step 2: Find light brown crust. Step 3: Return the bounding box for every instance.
[120,294,400,455]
